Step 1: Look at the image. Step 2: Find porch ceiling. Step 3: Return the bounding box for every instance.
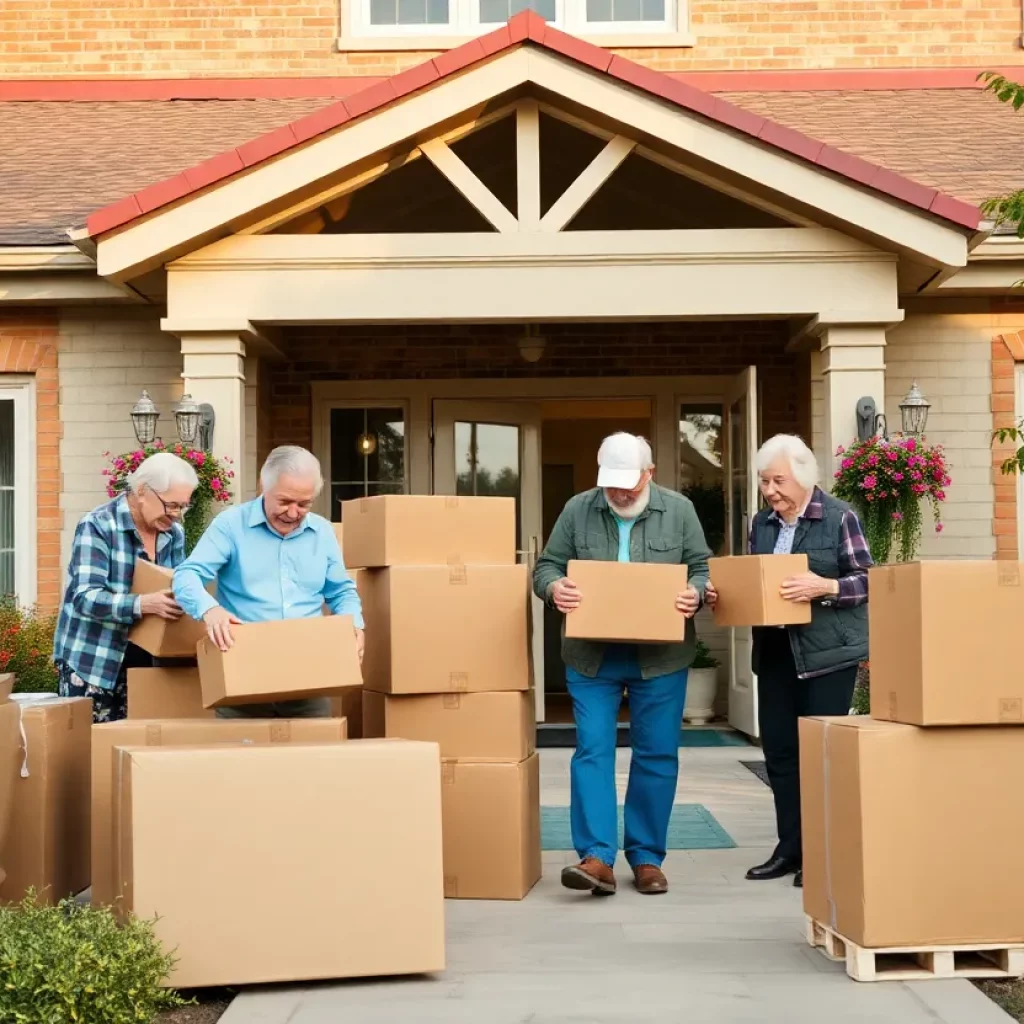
[88,12,979,292]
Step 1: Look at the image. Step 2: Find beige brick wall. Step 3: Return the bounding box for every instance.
[57,308,183,567]
[1,0,1021,77]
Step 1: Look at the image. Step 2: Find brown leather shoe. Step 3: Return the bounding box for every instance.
[561,857,616,896]
[633,864,668,895]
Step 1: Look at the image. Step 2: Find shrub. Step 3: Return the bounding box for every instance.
[0,892,187,1024]
[692,638,720,670]
[0,598,59,693]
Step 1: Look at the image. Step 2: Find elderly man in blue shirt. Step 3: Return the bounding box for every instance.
[173,445,364,719]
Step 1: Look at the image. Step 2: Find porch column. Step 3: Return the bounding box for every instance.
[178,332,247,503]
[812,317,895,478]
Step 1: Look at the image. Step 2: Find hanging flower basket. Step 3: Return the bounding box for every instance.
[102,440,234,553]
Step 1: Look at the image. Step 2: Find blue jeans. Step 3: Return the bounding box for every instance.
[566,645,689,869]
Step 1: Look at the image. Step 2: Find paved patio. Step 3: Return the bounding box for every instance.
[221,742,1010,1024]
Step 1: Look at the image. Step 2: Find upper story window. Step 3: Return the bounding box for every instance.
[341,0,690,50]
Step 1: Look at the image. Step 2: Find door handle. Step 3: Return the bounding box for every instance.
[515,535,540,568]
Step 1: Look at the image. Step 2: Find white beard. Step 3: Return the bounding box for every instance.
[605,484,651,521]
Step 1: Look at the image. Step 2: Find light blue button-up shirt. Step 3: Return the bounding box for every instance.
[173,498,364,629]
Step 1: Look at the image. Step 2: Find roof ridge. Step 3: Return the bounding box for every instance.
[84,11,981,238]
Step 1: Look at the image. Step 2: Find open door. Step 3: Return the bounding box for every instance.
[431,400,545,722]
[724,367,760,739]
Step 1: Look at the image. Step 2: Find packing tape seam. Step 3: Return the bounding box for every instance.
[16,703,28,779]
[822,722,836,932]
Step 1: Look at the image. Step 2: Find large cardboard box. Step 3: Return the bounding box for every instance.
[441,754,541,900]
[329,686,364,738]
[706,554,811,627]
[113,740,445,987]
[364,690,535,761]
[0,696,91,905]
[564,560,688,643]
[0,674,13,701]
[341,495,515,569]
[361,565,529,695]
[128,560,207,657]
[197,615,362,708]
[0,700,22,889]
[127,667,213,720]
[869,561,1024,725]
[91,717,348,907]
[801,716,1024,948]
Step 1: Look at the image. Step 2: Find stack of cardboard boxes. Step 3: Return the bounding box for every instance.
[800,561,1024,952]
[348,495,542,900]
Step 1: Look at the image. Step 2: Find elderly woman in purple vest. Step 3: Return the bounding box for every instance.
[705,434,872,889]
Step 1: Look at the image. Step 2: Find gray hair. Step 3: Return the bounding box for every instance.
[260,445,324,495]
[127,452,199,495]
[754,434,819,490]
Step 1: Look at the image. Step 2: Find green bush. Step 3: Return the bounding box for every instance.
[692,638,720,670]
[0,597,59,693]
[0,892,187,1024]
[850,662,870,715]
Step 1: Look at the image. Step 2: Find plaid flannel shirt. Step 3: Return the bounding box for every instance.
[52,495,185,691]
[750,488,872,608]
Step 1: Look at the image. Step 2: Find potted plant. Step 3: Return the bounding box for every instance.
[831,433,950,712]
[684,639,720,725]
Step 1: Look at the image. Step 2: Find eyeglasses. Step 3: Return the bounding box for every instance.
[152,492,191,516]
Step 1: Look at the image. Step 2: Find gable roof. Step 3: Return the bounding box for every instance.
[83,11,981,239]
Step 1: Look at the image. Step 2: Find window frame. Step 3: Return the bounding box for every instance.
[0,377,36,608]
[1016,364,1024,562]
[338,0,691,50]
[320,400,410,520]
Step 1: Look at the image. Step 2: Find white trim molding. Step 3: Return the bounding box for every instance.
[0,377,37,608]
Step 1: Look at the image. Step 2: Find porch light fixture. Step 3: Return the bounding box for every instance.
[129,390,160,445]
[517,324,546,364]
[356,432,378,457]
[173,393,203,446]
[855,382,931,442]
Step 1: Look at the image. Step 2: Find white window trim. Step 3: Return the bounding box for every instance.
[1016,364,1024,562]
[337,1,693,50]
[0,377,36,609]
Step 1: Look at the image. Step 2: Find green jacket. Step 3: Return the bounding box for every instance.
[533,484,711,680]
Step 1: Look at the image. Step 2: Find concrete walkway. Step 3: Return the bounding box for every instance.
[221,743,1010,1024]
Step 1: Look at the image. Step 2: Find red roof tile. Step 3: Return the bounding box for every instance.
[80,12,982,240]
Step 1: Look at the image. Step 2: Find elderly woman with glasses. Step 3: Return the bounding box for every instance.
[53,452,199,722]
[706,434,872,889]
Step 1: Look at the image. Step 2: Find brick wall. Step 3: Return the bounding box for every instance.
[0,311,61,609]
[268,321,799,450]
[0,0,1020,77]
[57,308,182,567]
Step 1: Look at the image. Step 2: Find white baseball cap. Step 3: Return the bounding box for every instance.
[597,433,653,490]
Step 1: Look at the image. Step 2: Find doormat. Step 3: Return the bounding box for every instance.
[536,725,752,749]
[740,760,770,787]
[541,803,736,851]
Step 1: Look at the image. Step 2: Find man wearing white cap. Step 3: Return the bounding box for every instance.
[534,432,711,897]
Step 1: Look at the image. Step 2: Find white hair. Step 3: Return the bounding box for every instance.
[754,434,820,489]
[260,445,324,495]
[127,452,199,494]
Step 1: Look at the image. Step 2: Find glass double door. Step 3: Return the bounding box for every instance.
[431,401,546,721]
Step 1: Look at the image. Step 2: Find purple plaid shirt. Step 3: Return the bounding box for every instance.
[748,488,871,608]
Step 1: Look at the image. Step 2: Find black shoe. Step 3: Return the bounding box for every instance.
[745,855,800,881]
[793,869,803,888]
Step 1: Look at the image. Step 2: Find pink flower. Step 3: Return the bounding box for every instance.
[227,470,235,478]
[867,454,879,467]
[935,522,944,533]
[195,452,206,467]
[835,446,845,456]
[886,450,899,462]
[892,472,904,482]
[841,458,854,470]
[862,474,877,489]
[905,438,917,452]
[935,490,946,501]
[211,478,222,491]
[113,457,126,470]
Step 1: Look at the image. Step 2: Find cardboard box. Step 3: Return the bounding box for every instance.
[113,740,445,987]
[801,716,1024,948]
[564,560,688,643]
[341,495,515,569]
[441,754,541,900]
[364,690,535,761]
[128,560,208,658]
[329,686,364,738]
[0,696,91,905]
[197,615,362,709]
[706,554,812,627]
[869,561,1024,725]
[127,667,212,720]
[91,717,348,907]
[0,674,13,702]
[0,700,22,889]
[361,565,529,694]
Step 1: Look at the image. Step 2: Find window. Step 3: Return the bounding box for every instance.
[342,0,687,47]
[328,406,406,520]
[1017,366,1024,562]
[679,404,725,556]
[0,380,34,605]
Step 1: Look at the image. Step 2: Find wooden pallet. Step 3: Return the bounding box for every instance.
[806,917,1024,983]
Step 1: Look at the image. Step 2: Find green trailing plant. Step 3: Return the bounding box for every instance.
[0,597,58,693]
[692,638,720,670]
[0,892,187,1024]
[682,480,726,555]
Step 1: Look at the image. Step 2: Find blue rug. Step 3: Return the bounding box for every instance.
[540,803,736,851]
